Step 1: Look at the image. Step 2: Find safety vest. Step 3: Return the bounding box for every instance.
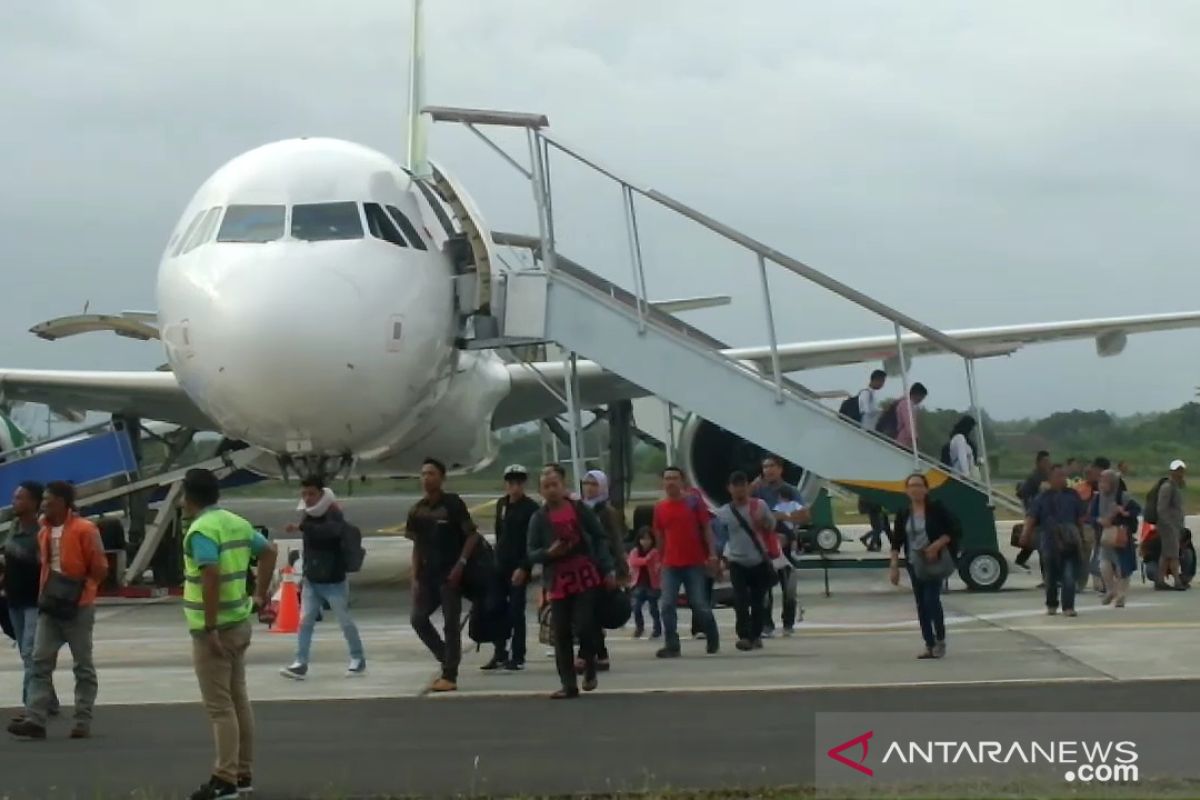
[182,508,254,632]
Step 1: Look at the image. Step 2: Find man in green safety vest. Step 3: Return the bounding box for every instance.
[181,468,277,800]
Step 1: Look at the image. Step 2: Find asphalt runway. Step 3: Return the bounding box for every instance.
[3,679,1195,799]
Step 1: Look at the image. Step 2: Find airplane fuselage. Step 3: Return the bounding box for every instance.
[155,137,509,473]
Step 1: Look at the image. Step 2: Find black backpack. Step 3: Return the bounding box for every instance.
[838,394,863,423]
[341,522,366,574]
[875,401,901,438]
[1144,477,1169,525]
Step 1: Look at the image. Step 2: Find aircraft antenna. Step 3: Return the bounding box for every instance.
[404,0,429,177]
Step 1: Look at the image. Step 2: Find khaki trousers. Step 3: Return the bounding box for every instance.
[191,621,254,784]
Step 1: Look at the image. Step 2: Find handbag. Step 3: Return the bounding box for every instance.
[1050,523,1082,554]
[38,572,84,620]
[910,546,956,581]
[1100,525,1128,549]
[597,587,633,630]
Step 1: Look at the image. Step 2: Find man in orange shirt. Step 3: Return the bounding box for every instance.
[653,466,720,658]
[8,481,108,741]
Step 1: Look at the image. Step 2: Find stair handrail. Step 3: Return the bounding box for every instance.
[426,105,999,500]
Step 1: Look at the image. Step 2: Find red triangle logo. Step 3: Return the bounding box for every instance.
[827,730,874,777]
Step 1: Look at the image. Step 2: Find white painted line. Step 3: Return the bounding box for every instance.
[431,674,1175,700]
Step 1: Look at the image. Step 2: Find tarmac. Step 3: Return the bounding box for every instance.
[2,521,1198,798]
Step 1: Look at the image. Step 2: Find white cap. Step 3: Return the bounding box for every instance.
[1170,459,1188,471]
[503,464,528,479]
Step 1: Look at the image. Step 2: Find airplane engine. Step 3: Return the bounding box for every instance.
[675,415,818,505]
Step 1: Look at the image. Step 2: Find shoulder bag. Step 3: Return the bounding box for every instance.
[39,572,84,621]
[906,511,956,581]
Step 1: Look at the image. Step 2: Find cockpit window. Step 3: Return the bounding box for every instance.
[181,207,223,254]
[291,202,363,241]
[217,205,285,243]
[171,209,207,257]
[363,202,408,248]
[386,205,428,251]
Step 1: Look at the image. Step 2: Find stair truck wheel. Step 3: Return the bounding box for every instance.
[813,527,842,553]
[959,549,1008,592]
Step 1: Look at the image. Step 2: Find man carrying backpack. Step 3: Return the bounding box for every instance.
[1151,460,1188,591]
[838,369,887,431]
[280,478,367,679]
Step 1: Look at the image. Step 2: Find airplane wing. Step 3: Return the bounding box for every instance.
[0,370,214,430]
[724,312,1200,374]
[497,311,1200,427]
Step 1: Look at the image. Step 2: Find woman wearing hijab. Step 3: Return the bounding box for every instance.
[942,416,979,479]
[581,470,629,671]
[1088,469,1140,607]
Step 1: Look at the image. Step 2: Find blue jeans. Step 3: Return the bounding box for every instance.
[9,605,58,711]
[295,580,365,665]
[906,566,945,649]
[632,586,662,634]
[1042,548,1078,611]
[659,566,718,650]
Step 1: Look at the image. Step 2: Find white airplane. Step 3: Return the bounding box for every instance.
[4,1,1200,499]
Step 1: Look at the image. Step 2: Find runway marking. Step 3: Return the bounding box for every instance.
[431,674,1200,700]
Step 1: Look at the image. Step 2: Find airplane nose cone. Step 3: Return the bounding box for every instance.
[181,247,394,452]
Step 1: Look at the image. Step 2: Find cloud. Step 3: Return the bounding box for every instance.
[1,0,1198,418]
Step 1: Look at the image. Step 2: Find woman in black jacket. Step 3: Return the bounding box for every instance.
[888,473,961,659]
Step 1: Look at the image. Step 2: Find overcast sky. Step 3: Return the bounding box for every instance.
[2,0,1199,422]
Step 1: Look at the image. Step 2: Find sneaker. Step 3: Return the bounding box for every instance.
[582,675,598,692]
[762,628,775,639]
[1064,609,1078,617]
[632,628,644,639]
[190,777,239,800]
[1114,598,1126,608]
[236,775,253,795]
[346,658,367,677]
[1155,582,1173,591]
[933,640,946,658]
[650,629,662,639]
[735,639,753,652]
[1046,607,1058,616]
[783,626,795,637]
[69,724,90,739]
[480,655,505,671]
[429,677,457,693]
[751,638,763,650]
[280,663,308,680]
[655,647,681,659]
[7,719,46,740]
[503,660,525,671]
[1101,594,1114,606]
[692,631,707,640]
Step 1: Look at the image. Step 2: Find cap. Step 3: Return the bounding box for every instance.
[1170,459,1188,471]
[503,464,528,479]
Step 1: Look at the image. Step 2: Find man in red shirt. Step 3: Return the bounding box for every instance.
[653,466,720,657]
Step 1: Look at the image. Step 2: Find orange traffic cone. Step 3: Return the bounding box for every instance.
[271,566,300,634]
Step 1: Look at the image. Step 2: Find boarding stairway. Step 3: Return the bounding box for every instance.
[426,106,1022,590]
[0,420,260,588]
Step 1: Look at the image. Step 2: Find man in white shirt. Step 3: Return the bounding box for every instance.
[857,370,887,431]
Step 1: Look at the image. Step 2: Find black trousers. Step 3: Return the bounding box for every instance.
[729,561,772,642]
[551,589,599,690]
